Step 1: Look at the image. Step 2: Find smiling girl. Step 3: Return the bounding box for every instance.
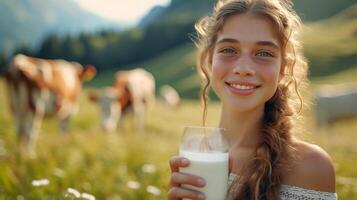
[168,0,337,199]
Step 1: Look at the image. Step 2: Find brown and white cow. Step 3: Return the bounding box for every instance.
[89,68,155,133]
[5,54,96,150]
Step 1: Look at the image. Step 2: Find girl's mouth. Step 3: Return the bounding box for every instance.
[225,82,261,95]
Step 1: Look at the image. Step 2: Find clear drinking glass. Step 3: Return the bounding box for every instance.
[179,126,229,200]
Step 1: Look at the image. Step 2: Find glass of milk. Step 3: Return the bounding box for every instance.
[179,126,229,200]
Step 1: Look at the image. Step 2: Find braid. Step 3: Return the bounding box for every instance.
[229,85,296,200]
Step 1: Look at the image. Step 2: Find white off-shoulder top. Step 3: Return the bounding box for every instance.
[228,173,337,200]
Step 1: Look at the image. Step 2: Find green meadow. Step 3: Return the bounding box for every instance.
[1,65,357,199]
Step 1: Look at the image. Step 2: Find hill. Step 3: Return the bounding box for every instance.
[303,3,357,76]
[89,44,200,98]
[139,0,216,27]
[0,0,121,54]
[293,0,356,21]
[139,0,357,27]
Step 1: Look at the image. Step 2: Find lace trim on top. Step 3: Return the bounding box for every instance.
[228,173,337,200]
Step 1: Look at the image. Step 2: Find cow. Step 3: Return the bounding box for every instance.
[88,68,155,133]
[314,83,357,127]
[159,85,181,109]
[4,54,96,151]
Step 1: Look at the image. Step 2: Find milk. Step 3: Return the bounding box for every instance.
[179,149,229,200]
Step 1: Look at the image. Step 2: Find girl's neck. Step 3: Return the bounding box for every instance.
[219,105,264,149]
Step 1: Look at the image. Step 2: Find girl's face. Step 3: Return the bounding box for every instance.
[210,13,282,112]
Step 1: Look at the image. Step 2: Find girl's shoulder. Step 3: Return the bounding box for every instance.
[282,140,336,193]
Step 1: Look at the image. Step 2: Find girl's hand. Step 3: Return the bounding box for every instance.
[168,156,206,200]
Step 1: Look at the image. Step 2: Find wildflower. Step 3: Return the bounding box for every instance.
[141,164,157,173]
[81,192,96,200]
[32,179,50,187]
[126,181,141,189]
[67,188,81,198]
[146,185,161,196]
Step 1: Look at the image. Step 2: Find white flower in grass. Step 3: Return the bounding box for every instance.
[146,185,161,196]
[67,188,81,198]
[141,164,157,173]
[81,192,96,200]
[32,178,50,187]
[127,181,141,189]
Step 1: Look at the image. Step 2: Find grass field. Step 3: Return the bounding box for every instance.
[0,70,357,199]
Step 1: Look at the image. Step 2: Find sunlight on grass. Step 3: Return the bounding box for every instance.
[0,77,356,199]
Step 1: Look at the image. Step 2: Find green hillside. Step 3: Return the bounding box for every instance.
[304,4,357,77]
[140,0,356,26]
[293,0,356,21]
[0,0,120,54]
[89,44,202,99]
[140,45,200,99]
[311,67,357,85]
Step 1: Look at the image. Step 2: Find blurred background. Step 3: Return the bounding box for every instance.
[0,0,356,199]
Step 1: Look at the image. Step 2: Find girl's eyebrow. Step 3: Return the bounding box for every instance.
[216,38,239,45]
[216,38,280,50]
[256,41,280,50]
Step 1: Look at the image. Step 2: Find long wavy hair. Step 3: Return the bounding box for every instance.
[194,0,308,199]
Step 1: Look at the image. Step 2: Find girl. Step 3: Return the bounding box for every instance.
[168,0,337,199]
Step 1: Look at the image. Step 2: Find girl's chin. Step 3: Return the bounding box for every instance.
[221,98,265,113]
[224,100,254,111]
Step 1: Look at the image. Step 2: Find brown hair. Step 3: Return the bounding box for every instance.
[194,0,308,199]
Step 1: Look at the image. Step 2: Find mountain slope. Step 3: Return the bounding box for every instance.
[138,5,166,27]
[304,3,357,76]
[139,0,216,27]
[139,0,357,27]
[0,0,121,53]
[293,0,356,21]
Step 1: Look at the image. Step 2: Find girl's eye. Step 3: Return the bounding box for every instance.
[219,48,236,54]
[256,51,274,57]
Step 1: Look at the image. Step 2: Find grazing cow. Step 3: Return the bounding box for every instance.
[4,54,96,150]
[89,68,155,133]
[315,84,357,127]
[159,85,180,109]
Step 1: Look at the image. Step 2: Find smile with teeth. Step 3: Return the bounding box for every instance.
[227,83,259,90]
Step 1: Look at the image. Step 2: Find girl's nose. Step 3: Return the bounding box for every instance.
[232,56,256,76]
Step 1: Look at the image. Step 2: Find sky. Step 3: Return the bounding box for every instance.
[76,0,171,25]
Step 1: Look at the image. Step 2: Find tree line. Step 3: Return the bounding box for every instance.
[0,19,197,74]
